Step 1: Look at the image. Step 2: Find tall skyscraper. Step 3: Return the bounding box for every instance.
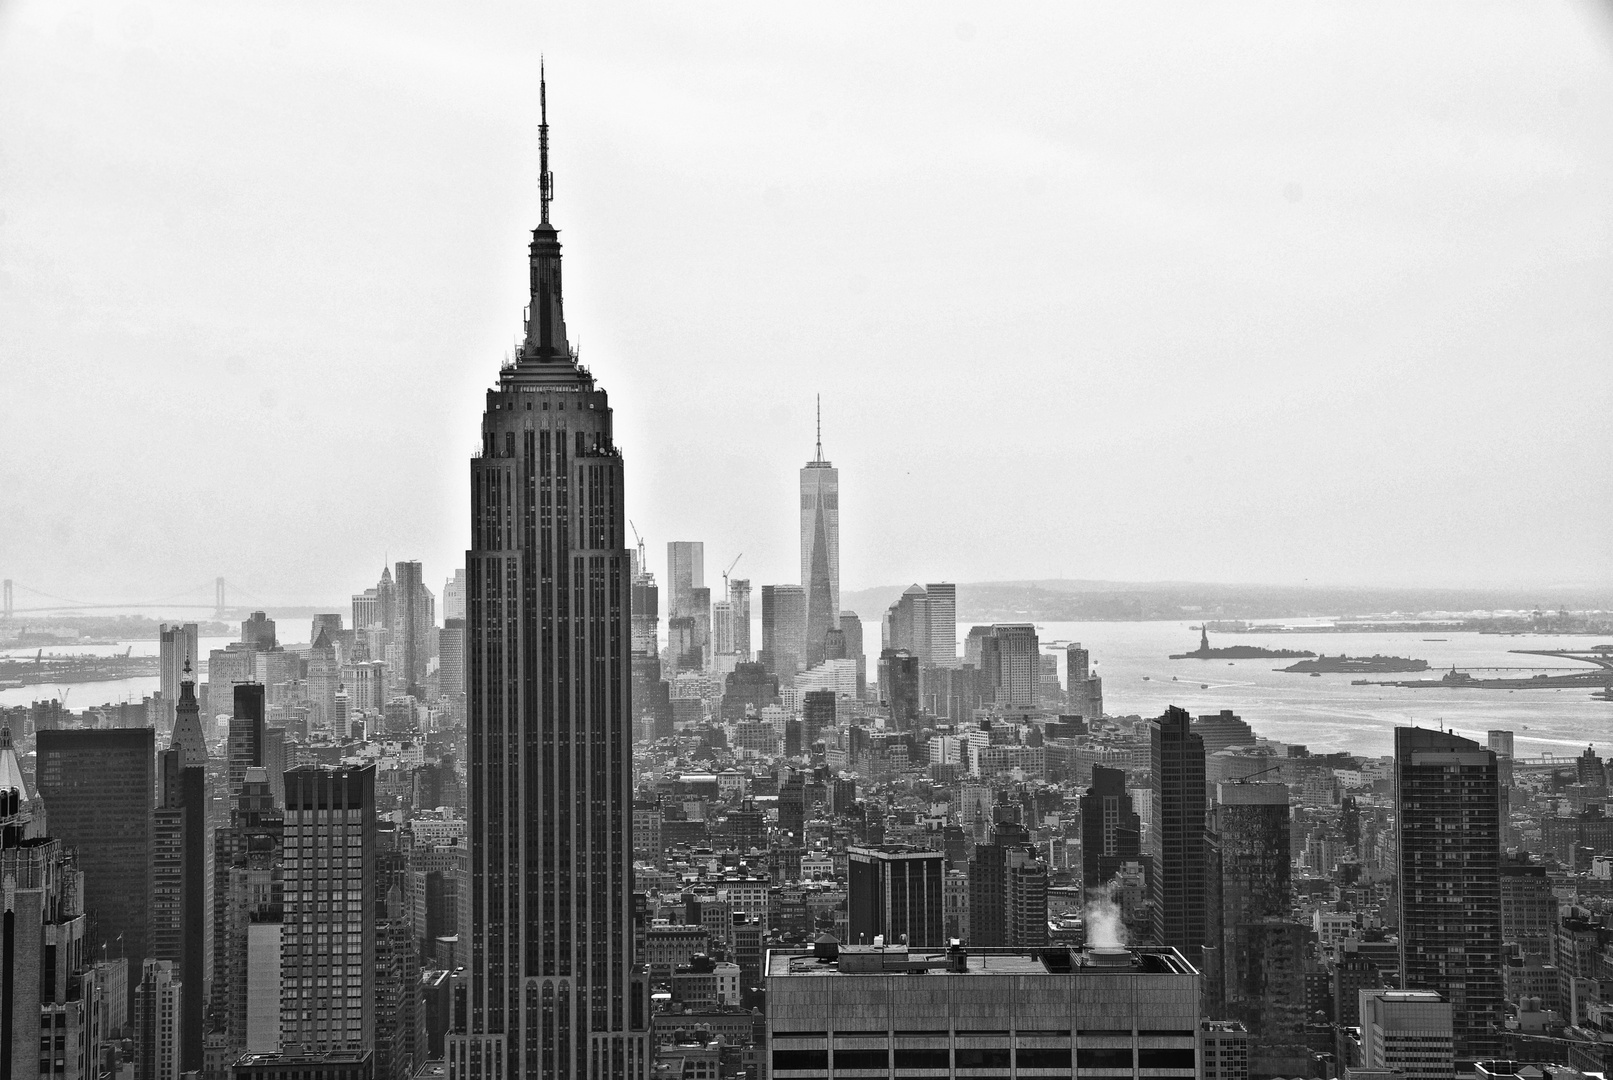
[452,73,646,1079]
[838,610,865,698]
[968,818,1049,948]
[158,621,199,718]
[760,584,806,678]
[800,402,839,667]
[134,958,182,1080]
[666,542,704,622]
[729,579,752,661]
[210,766,284,1068]
[36,726,156,979]
[307,626,340,735]
[281,764,376,1054]
[228,682,267,796]
[152,742,206,1072]
[1150,706,1208,957]
[1395,727,1503,1064]
[883,585,930,659]
[630,557,660,658]
[0,738,99,1080]
[241,611,277,651]
[981,624,1039,709]
[847,845,945,948]
[392,560,434,697]
[439,617,466,702]
[924,583,957,667]
[444,568,467,622]
[1213,781,1305,1065]
[1080,765,1141,891]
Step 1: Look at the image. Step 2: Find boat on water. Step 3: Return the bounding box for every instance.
[1142,676,1150,681]
[1200,683,1209,689]
[1310,672,1321,677]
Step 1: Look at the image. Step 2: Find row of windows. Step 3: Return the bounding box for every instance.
[772,1047,1196,1071]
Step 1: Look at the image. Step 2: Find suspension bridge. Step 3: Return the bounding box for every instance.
[0,578,272,620]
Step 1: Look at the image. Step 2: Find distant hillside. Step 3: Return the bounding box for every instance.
[840,579,1613,626]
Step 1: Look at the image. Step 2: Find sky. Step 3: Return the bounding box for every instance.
[2,1,1610,609]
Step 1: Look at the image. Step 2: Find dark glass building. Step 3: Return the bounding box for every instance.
[227,682,266,795]
[450,73,647,1079]
[1080,765,1141,890]
[1149,706,1207,955]
[152,743,207,1071]
[35,726,155,976]
[847,845,946,948]
[1395,727,1503,1065]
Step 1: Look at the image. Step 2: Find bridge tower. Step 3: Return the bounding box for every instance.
[214,577,226,619]
[2,580,10,619]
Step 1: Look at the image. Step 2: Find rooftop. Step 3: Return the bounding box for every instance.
[767,944,1196,978]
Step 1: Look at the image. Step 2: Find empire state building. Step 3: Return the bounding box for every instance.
[448,72,648,1080]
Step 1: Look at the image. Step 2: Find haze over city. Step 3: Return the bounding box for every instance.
[3,2,1611,605]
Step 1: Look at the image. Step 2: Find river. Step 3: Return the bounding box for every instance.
[4,622,1608,761]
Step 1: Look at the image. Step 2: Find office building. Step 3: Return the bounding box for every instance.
[36,726,155,978]
[969,819,1049,948]
[152,742,207,1072]
[879,649,920,729]
[761,584,806,677]
[1066,642,1104,721]
[242,611,277,651]
[211,766,285,1068]
[883,586,930,660]
[766,942,1202,1079]
[667,541,704,623]
[1213,782,1305,1068]
[159,621,199,723]
[1359,989,1455,1080]
[208,644,258,723]
[1150,706,1208,958]
[800,413,840,667]
[802,689,835,747]
[711,599,735,658]
[135,959,182,1080]
[439,618,466,702]
[630,556,659,659]
[281,764,376,1054]
[925,582,958,667]
[228,682,267,795]
[308,626,340,736]
[839,611,865,698]
[392,560,434,697]
[729,579,752,661]
[980,623,1040,709]
[443,568,466,622]
[1081,765,1141,890]
[449,79,648,1079]
[847,846,946,948]
[1200,1020,1251,1080]
[0,749,99,1080]
[1395,728,1503,1064]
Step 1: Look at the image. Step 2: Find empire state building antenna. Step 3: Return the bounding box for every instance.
[816,394,823,461]
[539,57,553,224]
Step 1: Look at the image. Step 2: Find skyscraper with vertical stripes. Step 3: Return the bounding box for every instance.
[448,69,648,1080]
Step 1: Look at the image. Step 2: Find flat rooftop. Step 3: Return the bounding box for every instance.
[767,945,1196,978]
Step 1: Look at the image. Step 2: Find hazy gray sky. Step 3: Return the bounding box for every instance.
[2,1,1610,607]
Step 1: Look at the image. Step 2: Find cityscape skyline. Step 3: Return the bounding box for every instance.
[3,3,1611,603]
[4,8,1613,1080]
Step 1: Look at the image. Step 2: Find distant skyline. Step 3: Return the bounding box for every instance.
[2,2,1610,604]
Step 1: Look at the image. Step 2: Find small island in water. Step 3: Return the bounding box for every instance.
[1280,654,1430,674]
[1169,628,1315,661]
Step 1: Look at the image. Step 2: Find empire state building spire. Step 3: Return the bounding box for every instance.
[523,59,572,365]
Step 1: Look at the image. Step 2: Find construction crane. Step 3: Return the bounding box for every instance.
[1230,762,1284,784]
[722,554,743,595]
[629,520,647,574]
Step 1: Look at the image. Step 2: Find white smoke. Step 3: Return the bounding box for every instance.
[1084,883,1127,950]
